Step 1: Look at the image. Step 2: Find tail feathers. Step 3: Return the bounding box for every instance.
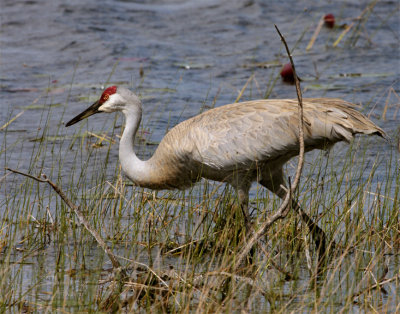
[306,98,389,144]
[355,125,388,141]
[332,112,388,142]
[332,112,389,142]
[339,108,388,142]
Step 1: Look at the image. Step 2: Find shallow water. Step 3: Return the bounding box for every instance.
[1,0,399,311]
[2,0,398,209]
[1,0,398,192]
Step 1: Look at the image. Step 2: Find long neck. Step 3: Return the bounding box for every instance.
[119,107,152,185]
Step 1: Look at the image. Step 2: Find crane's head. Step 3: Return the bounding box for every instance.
[66,86,141,127]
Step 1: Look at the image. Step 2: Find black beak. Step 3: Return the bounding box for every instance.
[65,100,101,127]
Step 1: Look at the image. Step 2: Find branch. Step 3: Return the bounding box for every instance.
[232,25,305,268]
[275,25,305,190]
[352,275,399,301]
[5,167,124,273]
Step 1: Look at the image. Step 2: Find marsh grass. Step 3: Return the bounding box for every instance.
[1,85,398,312]
[1,37,399,313]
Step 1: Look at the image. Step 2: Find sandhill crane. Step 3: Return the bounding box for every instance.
[66,86,386,248]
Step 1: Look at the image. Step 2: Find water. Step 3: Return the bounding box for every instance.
[1,0,399,311]
[2,0,398,190]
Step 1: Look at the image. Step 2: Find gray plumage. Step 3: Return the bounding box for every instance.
[66,86,387,219]
[139,97,386,192]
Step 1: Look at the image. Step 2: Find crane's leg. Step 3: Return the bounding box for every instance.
[230,179,252,231]
[259,168,328,256]
[230,178,256,263]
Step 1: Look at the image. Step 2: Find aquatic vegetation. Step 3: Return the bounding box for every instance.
[1,0,399,311]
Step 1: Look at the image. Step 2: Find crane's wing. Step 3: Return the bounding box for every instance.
[161,98,386,170]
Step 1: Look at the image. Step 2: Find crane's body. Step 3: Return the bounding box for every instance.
[120,97,384,192]
[66,86,386,242]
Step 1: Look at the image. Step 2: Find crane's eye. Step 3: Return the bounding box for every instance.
[103,94,109,101]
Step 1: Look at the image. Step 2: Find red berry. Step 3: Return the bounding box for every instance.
[324,14,335,28]
[280,63,294,83]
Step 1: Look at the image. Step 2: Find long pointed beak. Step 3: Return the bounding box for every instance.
[65,100,101,127]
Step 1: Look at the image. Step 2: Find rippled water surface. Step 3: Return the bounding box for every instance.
[1,0,399,311]
[1,0,398,205]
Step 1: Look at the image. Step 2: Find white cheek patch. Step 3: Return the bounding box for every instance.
[98,93,124,112]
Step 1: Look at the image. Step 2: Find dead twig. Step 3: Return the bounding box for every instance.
[352,275,399,301]
[257,242,296,281]
[5,167,128,311]
[6,167,123,272]
[0,111,25,131]
[231,25,306,269]
[306,15,324,51]
[333,0,378,47]
[333,22,355,47]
